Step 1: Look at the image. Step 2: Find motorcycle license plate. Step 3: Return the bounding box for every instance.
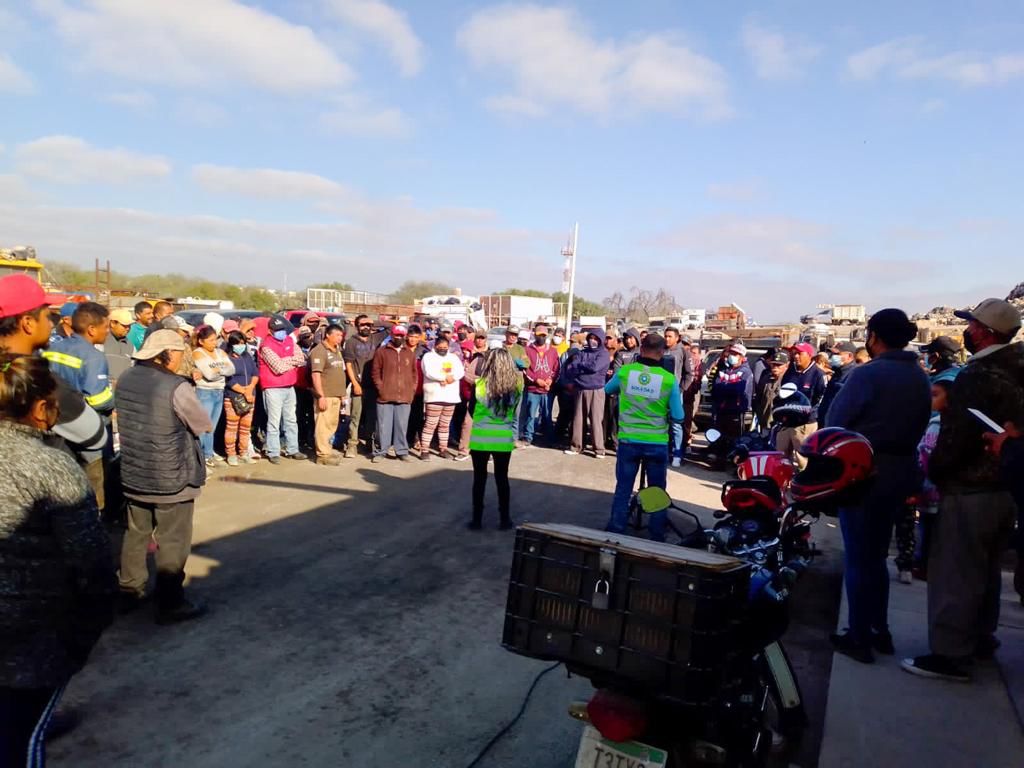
[575,726,668,768]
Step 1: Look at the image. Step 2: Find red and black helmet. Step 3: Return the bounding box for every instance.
[791,428,874,504]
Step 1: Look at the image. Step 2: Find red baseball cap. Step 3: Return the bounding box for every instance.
[791,342,816,358]
[0,274,48,319]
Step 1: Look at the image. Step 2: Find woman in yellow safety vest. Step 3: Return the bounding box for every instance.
[467,347,523,530]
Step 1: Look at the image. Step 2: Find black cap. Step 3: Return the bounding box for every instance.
[767,349,791,365]
[921,335,961,355]
[832,341,857,354]
[268,315,292,333]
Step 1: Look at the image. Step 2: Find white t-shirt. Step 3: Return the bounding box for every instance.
[421,350,465,404]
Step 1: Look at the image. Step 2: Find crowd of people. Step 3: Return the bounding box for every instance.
[2,264,1024,762]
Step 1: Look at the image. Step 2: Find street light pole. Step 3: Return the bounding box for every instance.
[563,222,578,333]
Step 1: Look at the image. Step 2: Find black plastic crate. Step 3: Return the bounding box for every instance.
[502,524,750,705]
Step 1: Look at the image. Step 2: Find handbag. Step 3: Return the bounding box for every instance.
[230,393,253,416]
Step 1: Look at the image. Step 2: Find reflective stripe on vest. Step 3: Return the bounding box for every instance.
[41,351,83,369]
[85,387,114,408]
[469,377,520,452]
[617,362,672,444]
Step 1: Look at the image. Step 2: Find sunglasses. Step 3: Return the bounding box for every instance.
[358,323,373,328]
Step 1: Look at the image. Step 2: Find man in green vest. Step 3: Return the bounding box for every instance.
[604,333,684,541]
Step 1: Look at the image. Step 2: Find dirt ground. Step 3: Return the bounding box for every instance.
[49,445,841,768]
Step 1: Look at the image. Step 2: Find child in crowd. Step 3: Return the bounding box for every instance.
[909,380,953,581]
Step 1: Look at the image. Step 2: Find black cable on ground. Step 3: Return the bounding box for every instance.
[463,662,563,768]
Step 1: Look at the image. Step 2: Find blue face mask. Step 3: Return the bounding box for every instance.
[232,344,247,355]
[272,330,288,341]
[726,354,740,367]
[829,354,843,369]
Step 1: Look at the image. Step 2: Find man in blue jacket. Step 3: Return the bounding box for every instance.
[563,328,610,458]
[709,342,753,439]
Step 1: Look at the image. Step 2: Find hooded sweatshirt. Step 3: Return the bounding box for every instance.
[614,327,642,371]
[563,328,610,391]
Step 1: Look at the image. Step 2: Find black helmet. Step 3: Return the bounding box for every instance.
[772,383,813,428]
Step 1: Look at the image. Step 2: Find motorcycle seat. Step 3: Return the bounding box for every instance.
[721,478,783,512]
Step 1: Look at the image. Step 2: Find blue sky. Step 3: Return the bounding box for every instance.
[1,0,1022,321]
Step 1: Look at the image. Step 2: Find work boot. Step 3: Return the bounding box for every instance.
[289,451,308,461]
[156,598,207,626]
[316,455,342,466]
[830,631,874,664]
[343,446,355,459]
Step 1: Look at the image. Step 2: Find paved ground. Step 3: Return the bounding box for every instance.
[49,445,841,768]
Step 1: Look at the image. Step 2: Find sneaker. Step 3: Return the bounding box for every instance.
[517,440,532,449]
[155,598,207,626]
[564,449,580,456]
[898,570,913,585]
[205,457,216,468]
[420,452,432,461]
[289,451,308,461]
[212,454,227,465]
[872,631,895,655]
[671,457,682,468]
[397,454,411,462]
[371,455,381,464]
[268,456,282,465]
[226,455,239,467]
[343,446,355,459]
[830,631,874,664]
[454,453,470,462]
[316,455,342,466]
[594,453,606,459]
[900,654,970,682]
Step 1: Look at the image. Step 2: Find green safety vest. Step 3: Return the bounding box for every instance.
[469,377,522,452]
[616,362,673,444]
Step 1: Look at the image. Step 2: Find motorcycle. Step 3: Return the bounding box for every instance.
[562,486,809,767]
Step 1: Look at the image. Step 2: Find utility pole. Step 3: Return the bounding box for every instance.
[561,222,579,332]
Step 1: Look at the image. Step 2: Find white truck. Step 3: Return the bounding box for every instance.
[480,295,556,329]
[800,304,866,326]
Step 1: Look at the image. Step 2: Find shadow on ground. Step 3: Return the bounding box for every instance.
[50,460,839,768]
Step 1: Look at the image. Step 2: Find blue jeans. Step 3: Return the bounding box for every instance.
[263,387,299,458]
[523,391,553,443]
[606,440,669,540]
[670,421,684,459]
[375,402,411,457]
[838,455,918,645]
[196,388,224,460]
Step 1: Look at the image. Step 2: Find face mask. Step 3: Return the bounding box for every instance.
[534,335,547,345]
[829,354,843,369]
[391,337,404,347]
[457,331,467,340]
[232,344,247,355]
[553,335,563,345]
[272,330,288,341]
[587,339,600,350]
[726,354,740,367]
[435,346,448,356]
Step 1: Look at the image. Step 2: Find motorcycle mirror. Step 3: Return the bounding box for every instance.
[705,428,722,444]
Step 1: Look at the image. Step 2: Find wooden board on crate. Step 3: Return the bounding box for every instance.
[519,523,745,572]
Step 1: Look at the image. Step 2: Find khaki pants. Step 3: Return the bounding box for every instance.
[348,393,363,450]
[928,491,1016,658]
[119,500,194,609]
[314,396,342,458]
[776,421,818,469]
[572,389,606,456]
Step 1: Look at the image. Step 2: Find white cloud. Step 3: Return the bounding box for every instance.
[174,99,229,127]
[319,95,411,137]
[847,37,1024,86]
[102,90,155,108]
[324,0,424,76]
[740,19,821,81]
[456,4,730,119]
[193,165,352,201]
[35,0,353,94]
[14,135,171,184]
[0,53,33,93]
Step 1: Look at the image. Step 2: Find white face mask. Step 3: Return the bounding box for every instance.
[552,335,563,345]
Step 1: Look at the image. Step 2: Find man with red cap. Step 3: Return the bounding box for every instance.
[370,324,417,462]
[0,275,107,458]
[780,341,828,468]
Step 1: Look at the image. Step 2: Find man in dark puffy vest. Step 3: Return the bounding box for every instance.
[116,330,211,624]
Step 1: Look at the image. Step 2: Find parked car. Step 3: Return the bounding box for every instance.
[175,309,269,327]
[283,309,347,328]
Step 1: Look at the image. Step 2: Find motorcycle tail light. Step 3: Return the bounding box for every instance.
[586,690,649,743]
